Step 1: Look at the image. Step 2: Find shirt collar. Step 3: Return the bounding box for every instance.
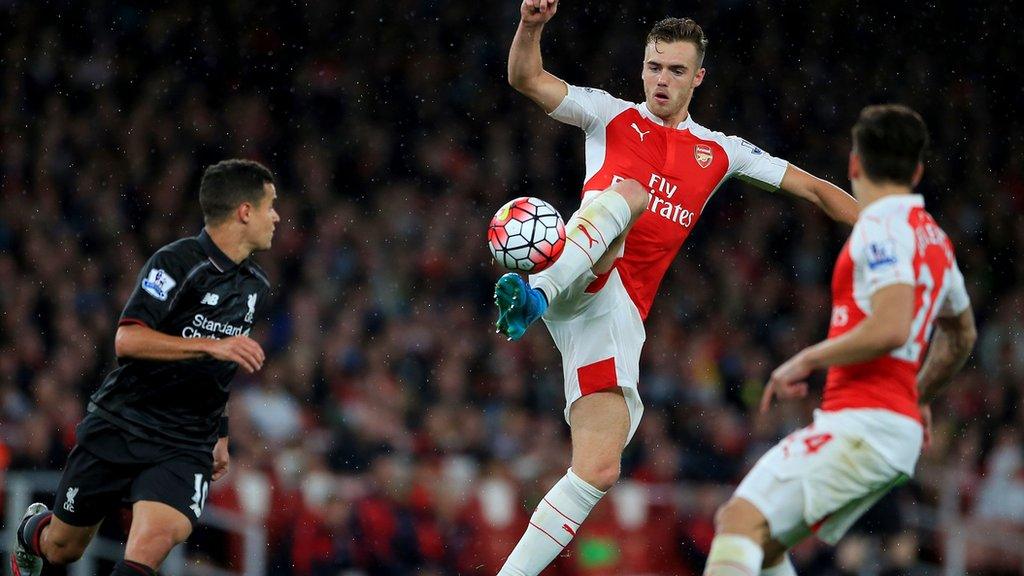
[862,193,925,217]
[638,103,694,130]
[198,229,239,272]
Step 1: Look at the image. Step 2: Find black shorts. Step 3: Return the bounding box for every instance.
[53,415,213,527]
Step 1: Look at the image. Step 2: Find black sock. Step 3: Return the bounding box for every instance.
[112,560,158,576]
[17,511,53,556]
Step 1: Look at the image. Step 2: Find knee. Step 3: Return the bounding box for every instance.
[572,461,621,492]
[134,526,186,553]
[44,538,87,566]
[714,498,769,544]
[713,498,748,533]
[611,179,649,217]
[127,524,189,563]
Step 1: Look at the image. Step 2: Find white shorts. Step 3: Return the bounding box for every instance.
[735,410,919,546]
[540,268,645,444]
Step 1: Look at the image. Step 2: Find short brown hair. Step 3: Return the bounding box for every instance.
[852,104,929,186]
[199,159,275,224]
[647,18,708,64]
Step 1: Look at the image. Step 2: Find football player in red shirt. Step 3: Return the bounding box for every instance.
[702,106,975,576]
[494,2,859,574]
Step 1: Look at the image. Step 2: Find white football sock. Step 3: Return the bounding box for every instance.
[761,555,797,576]
[497,468,605,576]
[704,534,764,576]
[529,190,632,303]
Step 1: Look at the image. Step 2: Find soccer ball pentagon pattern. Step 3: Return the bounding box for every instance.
[488,197,566,272]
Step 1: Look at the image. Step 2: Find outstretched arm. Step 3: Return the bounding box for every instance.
[761,283,913,412]
[779,164,859,226]
[508,0,568,113]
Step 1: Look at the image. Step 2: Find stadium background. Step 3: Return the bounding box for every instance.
[1,1,1022,574]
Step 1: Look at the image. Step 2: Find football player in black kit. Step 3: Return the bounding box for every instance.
[11,159,280,576]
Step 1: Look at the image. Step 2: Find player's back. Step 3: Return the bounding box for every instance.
[823,194,969,420]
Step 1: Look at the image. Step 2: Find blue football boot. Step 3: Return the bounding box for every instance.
[494,272,548,341]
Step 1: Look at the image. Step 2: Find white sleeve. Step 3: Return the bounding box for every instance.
[939,260,971,317]
[851,216,916,295]
[722,135,789,191]
[548,83,631,134]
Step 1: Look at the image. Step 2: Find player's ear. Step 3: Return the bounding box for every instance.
[238,202,252,224]
[911,162,924,187]
[693,67,705,88]
[848,151,860,182]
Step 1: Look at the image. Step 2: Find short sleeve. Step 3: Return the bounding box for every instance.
[548,84,632,134]
[119,249,192,328]
[723,136,789,191]
[851,217,916,295]
[939,260,971,317]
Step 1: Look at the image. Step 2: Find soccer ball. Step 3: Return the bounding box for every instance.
[488,197,566,272]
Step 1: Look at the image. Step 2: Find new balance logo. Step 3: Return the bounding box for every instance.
[576,224,599,248]
[200,293,220,306]
[630,122,650,142]
[64,487,79,513]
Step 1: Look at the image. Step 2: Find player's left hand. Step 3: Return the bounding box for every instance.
[761,351,813,413]
[212,437,230,481]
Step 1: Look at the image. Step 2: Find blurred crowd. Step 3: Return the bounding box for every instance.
[1,1,1022,574]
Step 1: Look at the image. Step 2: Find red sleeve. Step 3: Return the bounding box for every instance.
[118,318,150,328]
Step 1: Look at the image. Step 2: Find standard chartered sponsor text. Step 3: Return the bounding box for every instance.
[182,314,251,339]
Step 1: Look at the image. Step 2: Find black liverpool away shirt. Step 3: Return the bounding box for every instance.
[88,229,271,452]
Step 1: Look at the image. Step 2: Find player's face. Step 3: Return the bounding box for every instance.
[247,183,280,251]
[642,40,705,122]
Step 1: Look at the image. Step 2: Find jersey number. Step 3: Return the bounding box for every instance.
[892,265,952,363]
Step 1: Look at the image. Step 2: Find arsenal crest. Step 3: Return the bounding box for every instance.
[694,144,713,168]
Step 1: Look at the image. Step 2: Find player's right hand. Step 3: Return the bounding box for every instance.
[521,0,558,25]
[206,336,265,373]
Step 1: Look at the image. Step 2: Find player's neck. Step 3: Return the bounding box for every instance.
[204,225,252,264]
[657,106,690,128]
[856,181,913,207]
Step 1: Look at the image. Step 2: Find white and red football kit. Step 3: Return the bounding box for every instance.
[735,194,971,545]
[551,84,790,319]
[824,194,970,420]
[537,84,790,441]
